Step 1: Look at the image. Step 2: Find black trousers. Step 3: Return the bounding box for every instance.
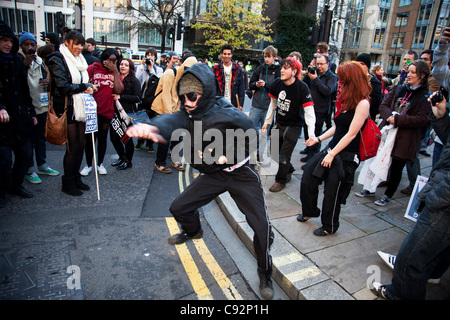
[274,125,302,184]
[0,139,32,196]
[300,151,358,234]
[169,164,274,272]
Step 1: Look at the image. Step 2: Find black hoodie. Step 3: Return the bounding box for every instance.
[148,63,258,174]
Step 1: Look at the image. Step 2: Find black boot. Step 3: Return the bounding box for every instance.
[258,268,274,300]
[74,174,90,191]
[62,175,83,196]
[117,159,132,170]
[111,157,124,167]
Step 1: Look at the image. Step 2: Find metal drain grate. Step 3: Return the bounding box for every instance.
[0,240,83,300]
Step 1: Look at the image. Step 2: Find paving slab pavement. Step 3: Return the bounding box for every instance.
[215,134,450,300]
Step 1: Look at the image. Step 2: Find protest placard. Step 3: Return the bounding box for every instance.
[404,175,428,222]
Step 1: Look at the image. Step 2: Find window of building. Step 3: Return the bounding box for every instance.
[391,32,405,48]
[412,25,427,49]
[1,7,35,34]
[395,13,409,26]
[45,12,74,34]
[377,8,389,25]
[433,1,450,47]
[350,27,361,47]
[417,3,433,25]
[138,28,171,47]
[93,17,130,43]
[115,0,127,9]
[399,0,411,6]
[388,55,401,75]
[373,28,385,48]
[94,0,111,9]
[44,0,63,6]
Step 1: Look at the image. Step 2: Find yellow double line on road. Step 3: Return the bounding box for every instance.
[165,162,242,300]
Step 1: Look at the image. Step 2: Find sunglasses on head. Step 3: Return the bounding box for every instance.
[186,92,199,102]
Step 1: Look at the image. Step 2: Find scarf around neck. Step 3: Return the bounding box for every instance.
[59,43,89,121]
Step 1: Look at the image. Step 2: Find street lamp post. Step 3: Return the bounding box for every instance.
[390,12,409,77]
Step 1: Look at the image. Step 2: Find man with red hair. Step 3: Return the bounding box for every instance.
[262,57,316,192]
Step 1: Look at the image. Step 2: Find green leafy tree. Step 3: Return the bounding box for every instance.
[191,0,272,55]
[275,4,317,64]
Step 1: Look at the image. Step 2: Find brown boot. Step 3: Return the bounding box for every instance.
[269,182,285,192]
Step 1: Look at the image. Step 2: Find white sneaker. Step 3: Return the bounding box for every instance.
[80,165,92,176]
[97,164,107,175]
[377,251,395,270]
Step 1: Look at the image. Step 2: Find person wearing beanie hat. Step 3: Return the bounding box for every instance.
[0,20,36,207]
[19,32,36,46]
[17,31,60,184]
[355,52,382,120]
[127,63,276,300]
[164,51,179,70]
[355,52,371,70]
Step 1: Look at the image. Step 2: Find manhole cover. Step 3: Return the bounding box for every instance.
[0,240,83,300]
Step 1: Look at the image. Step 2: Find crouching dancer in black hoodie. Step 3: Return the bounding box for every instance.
[127,63,275,299]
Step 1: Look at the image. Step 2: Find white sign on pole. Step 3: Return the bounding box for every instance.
[83,94,98,134]
[82,94,100,201]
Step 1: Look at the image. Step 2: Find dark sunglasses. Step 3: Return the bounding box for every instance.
[186,92,199,102]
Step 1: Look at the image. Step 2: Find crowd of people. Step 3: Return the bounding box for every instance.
[1,18,449,300]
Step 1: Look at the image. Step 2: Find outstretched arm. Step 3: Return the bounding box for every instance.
[126,123,166,143]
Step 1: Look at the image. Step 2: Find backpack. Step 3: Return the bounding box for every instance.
[359,118,382,161]
[140,67,177,111]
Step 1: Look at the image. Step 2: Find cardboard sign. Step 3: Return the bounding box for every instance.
[83,94,98,134]
[404,175,429,222]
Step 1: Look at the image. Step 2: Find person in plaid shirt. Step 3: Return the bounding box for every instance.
[212,44,245,109]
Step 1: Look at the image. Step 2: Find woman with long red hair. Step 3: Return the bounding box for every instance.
[298,61,371,236]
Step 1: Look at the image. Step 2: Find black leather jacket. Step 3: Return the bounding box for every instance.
[46,51,89,117]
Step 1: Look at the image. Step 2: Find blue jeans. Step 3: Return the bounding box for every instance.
[386,205,450,299]
[249,107,269,160]
[249,107,268,130]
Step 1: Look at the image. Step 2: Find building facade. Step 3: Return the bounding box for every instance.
[341,0,450,77]
[0,0,183,57]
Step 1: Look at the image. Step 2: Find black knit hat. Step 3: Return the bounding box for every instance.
[356,53,371,69]
[0,20,19,55]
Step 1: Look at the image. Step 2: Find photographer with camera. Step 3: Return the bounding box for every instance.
[135,48,163,152]
[136,48,163,83]
[370,27,450,299]
[17,32,60,185]
[303,54,337,166]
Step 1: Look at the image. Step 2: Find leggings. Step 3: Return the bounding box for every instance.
[64,122,86,177]
[110,127,134,161]
[84,114,110,167]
